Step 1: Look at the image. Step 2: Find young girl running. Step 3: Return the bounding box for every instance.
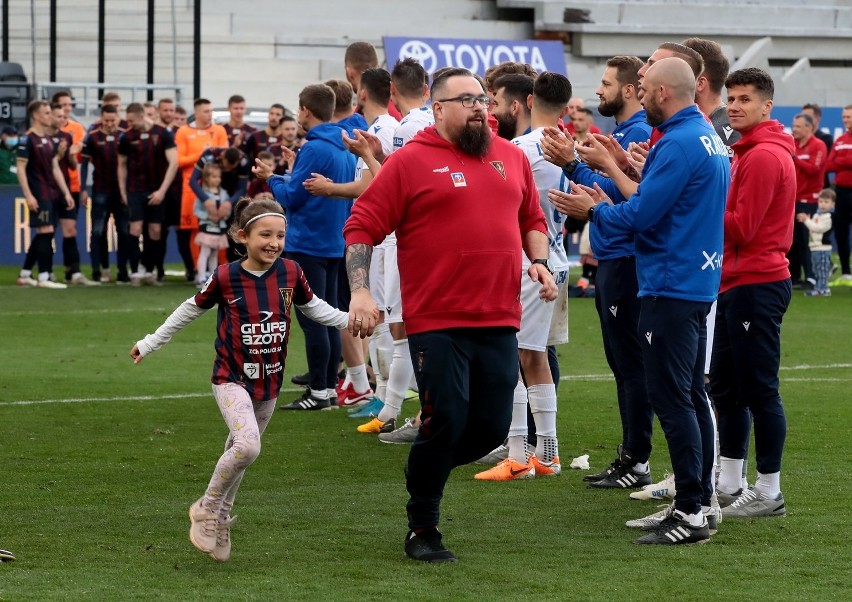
[130,198,359,561]
[194,163,231,287]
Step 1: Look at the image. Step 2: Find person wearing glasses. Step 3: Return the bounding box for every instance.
[343,67,558,563]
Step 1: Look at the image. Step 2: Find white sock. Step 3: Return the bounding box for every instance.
[528,384,558,462]
[197,246,211,281]
[632,461,649,474]
[508,381,529,462]
[507,434,528,463]
[718,457,744,494]
[347,363,370,393]
[678,510,704,527]
[310,388,328,400]
[754,471,781,498]
[20,269,32,278]
[38,272,51,282]
[742,463,749,490]
[383,339,413,419]
[372,323,393,380]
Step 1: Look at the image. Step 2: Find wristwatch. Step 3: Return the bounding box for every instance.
[531,258,553,274]
[587,204,596,222]
[564,158,581,175]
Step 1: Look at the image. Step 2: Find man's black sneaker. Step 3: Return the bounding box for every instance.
[588,462,651,489]
[279,389,331,411]
[290,372,311,386]
[404,529,457,563]
[583,444,623,482]
[634,510,711,545]
[378,418,397,434]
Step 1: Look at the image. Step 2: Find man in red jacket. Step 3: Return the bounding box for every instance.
[344,68,557,563]
[709,68,795,519]
[790,112,828,287]
[826,104,852,283]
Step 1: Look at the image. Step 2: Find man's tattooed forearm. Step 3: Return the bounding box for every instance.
[346,243,372,292]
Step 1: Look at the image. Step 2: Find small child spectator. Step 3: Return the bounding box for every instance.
[194,163,231,286]
[797,188,835,296]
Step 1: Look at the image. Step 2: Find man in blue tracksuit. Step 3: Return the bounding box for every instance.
[256,83,357,410]
[549,57,730,545]
[542,55,655,488]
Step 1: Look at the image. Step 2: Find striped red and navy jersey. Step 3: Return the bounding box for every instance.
[224,122,257,152]
[87,118,128,134]
[117,124,175,193]
[194,258,314,401]
[17,132,60,202]
[245,129,288,175]
[50,130,74,187]
[82,129,121,195]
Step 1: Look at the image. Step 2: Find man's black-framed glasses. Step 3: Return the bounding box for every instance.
[437,95,492,108]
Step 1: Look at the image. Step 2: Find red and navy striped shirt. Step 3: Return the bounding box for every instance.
[245,129,288,175]
[82,129,121,195]
[17,132,59,202]
[194,258,313,401]
[224,122,257,153]
[117,124,175,193]
[50,130,74,187]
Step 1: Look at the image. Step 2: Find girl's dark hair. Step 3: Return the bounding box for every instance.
[228,197,286,244]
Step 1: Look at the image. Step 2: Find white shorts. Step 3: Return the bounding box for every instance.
[705,299,717,375]
[383,242,403,324]
[547,273,570,346]
[369,246,385,310]
[518,269,569,351]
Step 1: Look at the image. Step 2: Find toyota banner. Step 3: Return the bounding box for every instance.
[383,36,567,77]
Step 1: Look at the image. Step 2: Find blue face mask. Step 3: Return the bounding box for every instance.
[5,136,19,147]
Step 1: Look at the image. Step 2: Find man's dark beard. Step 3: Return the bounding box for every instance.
[598,93,625,118]
[495,113,517,141]
[457,120,492,157]
[644,103,664,127]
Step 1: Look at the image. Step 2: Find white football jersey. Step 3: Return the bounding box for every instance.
[512,127,570,272]
[355,113,399,182]
[393,106,434,152]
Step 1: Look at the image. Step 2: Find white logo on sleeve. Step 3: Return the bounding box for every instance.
[742,322,751,331]
[701,251,722,271]
[609,306,618,317]
[645,332,653,345]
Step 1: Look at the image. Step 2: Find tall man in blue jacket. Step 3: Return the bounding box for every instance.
[549,57,730,545]
[541,55,655,489]
[254,83,357,410]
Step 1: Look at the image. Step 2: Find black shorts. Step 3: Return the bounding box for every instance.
[163,189,182,227]
[128,190,165,224]
[29,197,56,228]
[54,191,80,220]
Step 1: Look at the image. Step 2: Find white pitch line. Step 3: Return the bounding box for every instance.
[0,307,175,318]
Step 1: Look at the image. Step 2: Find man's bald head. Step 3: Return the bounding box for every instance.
[641,57,697,126]
[646,57,696,102]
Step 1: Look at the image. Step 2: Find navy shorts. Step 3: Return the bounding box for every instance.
[29,197,56,228]
[128,190,165,224]
[54,191,79,220]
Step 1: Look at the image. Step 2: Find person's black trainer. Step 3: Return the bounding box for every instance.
[588,462,651,489]
[634,510,710,545]
[404,529,457,563]
[290,372,311,386]
[583,444,625,482]
[278,389,330,411]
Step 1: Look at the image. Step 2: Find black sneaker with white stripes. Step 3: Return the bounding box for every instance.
[582,445,623,482]
[278,389,331,411]
[588,462,651,489]
[633,510,710,545]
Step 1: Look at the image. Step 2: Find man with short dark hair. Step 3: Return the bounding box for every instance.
[802,103,834,188]
[16,100,76,289]
[224,94,257,151]
[789,112,827,288]
[326,79,368,135]
[490,73,534,140]
[344,41,403,120]
[711,67,795,519]
[118,102,179,285]
[81,104,129,283]
[343,68,556,561]
[245,103,288,175]
[253,84,357,411]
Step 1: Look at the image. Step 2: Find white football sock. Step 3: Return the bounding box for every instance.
[528,383,558,462]
[347,363,370,393]
[677,510,705,527]
[507,435,529,464]
[754,471,781,498]
[508,381,529,462]
[632,461,649,474]
[718,456,744,494]
[382,339,412,419]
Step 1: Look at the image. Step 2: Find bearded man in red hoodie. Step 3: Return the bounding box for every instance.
[709,68,795,520]
[343,67,557,563]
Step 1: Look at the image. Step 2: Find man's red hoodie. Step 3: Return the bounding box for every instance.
[826,129,852,188]
[344,126,547,335]
[721,119,796,293]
